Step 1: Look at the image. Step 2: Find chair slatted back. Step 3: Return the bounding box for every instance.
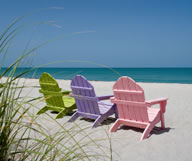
[71,75,100,115]
[113,77,149,122]
[39,73,64,107]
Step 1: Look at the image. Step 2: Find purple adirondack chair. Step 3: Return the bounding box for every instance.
[68,75,118,128]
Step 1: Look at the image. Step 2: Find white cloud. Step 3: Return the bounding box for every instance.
[73,31,96,34]
[49,7,64,10]
[47,20,56,23]
[51,24,62,28]
[47,20,62,29]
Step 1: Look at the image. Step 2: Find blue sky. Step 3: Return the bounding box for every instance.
[1,0,192,67]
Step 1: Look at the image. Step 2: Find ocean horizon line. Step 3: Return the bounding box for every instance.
[1,67,192,84]
[1,67,192,69]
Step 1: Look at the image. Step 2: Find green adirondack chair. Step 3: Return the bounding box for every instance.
[37,72,76,119]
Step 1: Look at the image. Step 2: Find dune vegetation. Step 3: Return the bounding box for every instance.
[0,16,113,161]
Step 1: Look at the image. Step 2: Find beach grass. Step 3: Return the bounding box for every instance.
[0,16,114,161]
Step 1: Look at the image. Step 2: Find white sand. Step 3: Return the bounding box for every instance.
[4,77,192,161]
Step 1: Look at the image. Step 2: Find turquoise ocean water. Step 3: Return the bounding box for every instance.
[1,68,192,84]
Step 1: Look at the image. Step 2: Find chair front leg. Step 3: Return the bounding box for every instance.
[36,106,48,115]
[159,101,167,128]
[160,100,167,113]
[92,116,105,128]
[68,112,79,122]
[109,119,121,132]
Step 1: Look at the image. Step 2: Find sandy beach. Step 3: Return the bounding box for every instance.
[6,77,192,161]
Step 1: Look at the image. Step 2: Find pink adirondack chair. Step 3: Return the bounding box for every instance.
[109,76,168,141]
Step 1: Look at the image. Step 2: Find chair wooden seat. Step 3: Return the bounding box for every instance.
[148,108,160,122]
[98,102,114,114]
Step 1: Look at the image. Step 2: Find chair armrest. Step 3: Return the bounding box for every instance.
[146,98,168,113]
[39,89,64,96]
[61,90,71,95]
[146,98,168,105]
[110,97,115,103]
[69,93,98,101]
[98,95,114,101]
[39,89,71,96]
